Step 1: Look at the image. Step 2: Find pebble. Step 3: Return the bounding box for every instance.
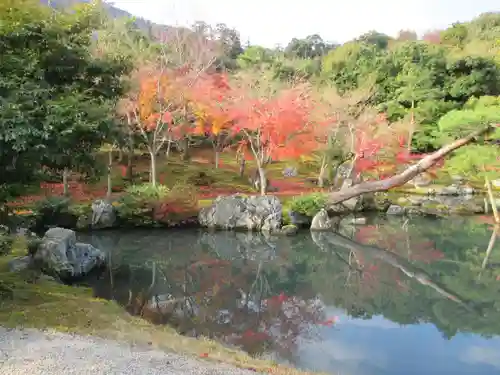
[0,327,262,375]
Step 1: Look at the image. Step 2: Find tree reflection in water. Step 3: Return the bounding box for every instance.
[81,216,500,362]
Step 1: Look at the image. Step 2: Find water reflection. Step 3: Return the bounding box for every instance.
[79,216,500,375]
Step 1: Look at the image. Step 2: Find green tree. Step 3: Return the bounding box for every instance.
[439,97,500,222]
[322,41,383,93]
[236,46,274,69]
[0,0,130,201]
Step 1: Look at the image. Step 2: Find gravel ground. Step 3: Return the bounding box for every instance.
[0,328,261,375]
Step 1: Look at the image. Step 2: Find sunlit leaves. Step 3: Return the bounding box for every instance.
[444,145,500,179]
[438,105,500,136]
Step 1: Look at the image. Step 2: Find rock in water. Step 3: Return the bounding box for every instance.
[310,209,341,231]
[198,195,282,231]
[35,227,106,279]
[91,199,117,229]
[386,205,405,215]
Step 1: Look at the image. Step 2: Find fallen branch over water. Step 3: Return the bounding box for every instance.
[328,125,495,205]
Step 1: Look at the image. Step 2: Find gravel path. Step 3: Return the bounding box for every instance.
[0,328,261,375]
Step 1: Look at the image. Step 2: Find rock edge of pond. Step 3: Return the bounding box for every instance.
[7,188,499,236]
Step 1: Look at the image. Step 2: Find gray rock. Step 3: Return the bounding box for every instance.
[279,224,299,236]
[436,184,476,196]
[342,196,362,211]
[439,184,461,196]
[411,174,432,187]
[310,209,341,231]
[198,195,282,232]
[261,211,281,232]
[386,205,405,215]
[8,256,32,272]
[449,202,484,215]
[350,217,367,225]
[408,196,426,206]
[451,175,466,184]
[327,203,350,215]
[461,186,476,195]
[35,227,106,279]
[282,166,297,177]
[91,199,117,229]
[339,214,367,226]
[288,210,312,226]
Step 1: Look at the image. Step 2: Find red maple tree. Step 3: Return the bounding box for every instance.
[220,79,316,195]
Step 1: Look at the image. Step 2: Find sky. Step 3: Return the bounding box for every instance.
[108,0,500,47]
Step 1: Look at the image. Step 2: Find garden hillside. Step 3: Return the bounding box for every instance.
[1,0,498,229]
[0,1,499,374]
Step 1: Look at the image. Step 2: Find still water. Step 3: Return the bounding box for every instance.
[79,216,500,375]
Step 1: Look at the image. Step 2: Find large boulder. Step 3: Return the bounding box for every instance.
[198,195,282,231]
[91,199,117,229]
[35,227,106,279]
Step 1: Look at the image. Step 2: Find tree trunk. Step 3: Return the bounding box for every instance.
[332,163,342,189]
[181,137,190,161]
[328,125,494,205]
[408,100,415,151]
[318,155,328,188]
[149,151,157,187]
[258,166,267,196]
[479,225,499,278]
[106,150,113,199]
[239,156,246,177]
[62,168,69,197]
[214,149,220,169]
[165,137,172,159]
[126,132,134,181]
[126,152,133,181]
[485,176,499,223]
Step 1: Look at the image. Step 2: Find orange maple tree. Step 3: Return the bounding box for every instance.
[118,66,178,186]
[189,73,234,168]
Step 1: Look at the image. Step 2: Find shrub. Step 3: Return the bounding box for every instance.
[125,183,169,200]
[167,183,198,208]
[115,194,155,226]
[33,196,71,215]
[0,235,13,256]
[289,193,327,217]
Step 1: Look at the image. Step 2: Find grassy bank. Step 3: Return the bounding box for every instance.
[0,237,324,375]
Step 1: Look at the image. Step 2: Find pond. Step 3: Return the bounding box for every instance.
[78,215,500,375]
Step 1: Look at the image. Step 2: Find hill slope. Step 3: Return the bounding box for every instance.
[40,0,161,34]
